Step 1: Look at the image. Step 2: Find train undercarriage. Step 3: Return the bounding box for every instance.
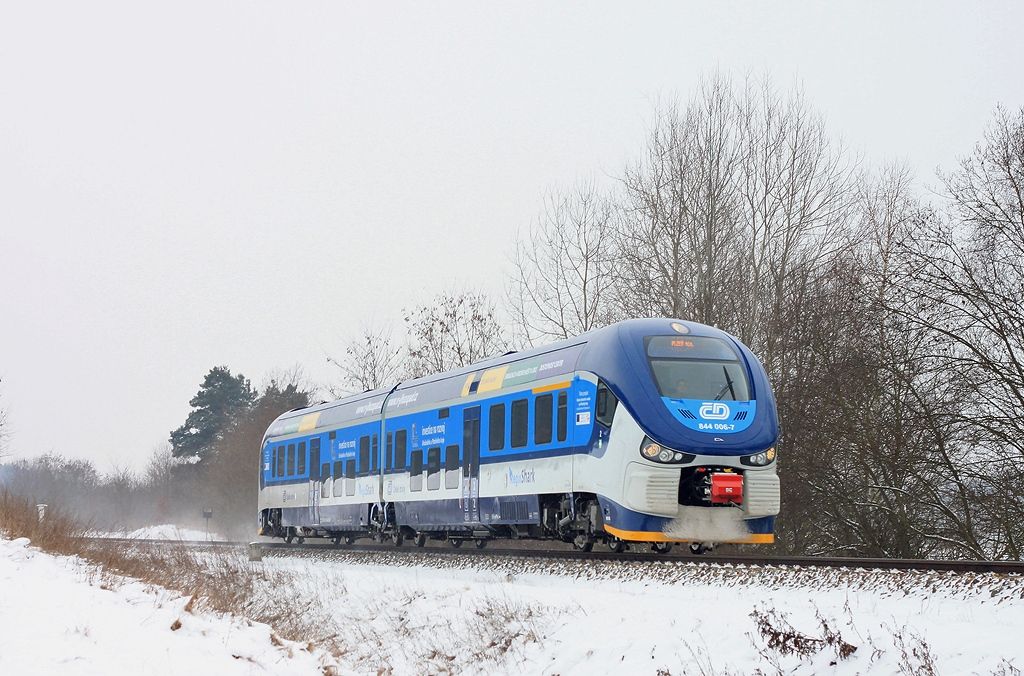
[258,491,719,555]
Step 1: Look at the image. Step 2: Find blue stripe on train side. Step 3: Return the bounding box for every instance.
[261,376,598,489]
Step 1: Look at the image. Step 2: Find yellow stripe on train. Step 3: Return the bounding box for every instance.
[603,524,774,544]
[297,413,321,433]
[477,366,509,393]
[532,381,571,394]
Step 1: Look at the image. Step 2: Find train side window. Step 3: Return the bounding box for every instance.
[596,381,618,428]
[371,434,379,472]
[488,404,505,451]
[557,391,568,442]
[320,463,331,498]
[332,461,343,497]
[395,429,408,470]
[345,459,356,496]
[426,447,441,490]
[410,450,423,492]
[287,443,296,475]
[386,433,393,470]
[534,394,553,445]
[276,446,285,477]
[297,441,307,475]
[444,445,460,489]
[359,436,370,474]
[511,399,529,448]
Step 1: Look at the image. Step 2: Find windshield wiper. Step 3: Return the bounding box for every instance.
[714,366,737,401]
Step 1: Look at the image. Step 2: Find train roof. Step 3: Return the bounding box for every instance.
[264,317,777,455]
[269,319,736,425]
[273,325,595,423]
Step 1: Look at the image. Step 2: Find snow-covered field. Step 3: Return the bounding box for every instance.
[2,535,1023,674]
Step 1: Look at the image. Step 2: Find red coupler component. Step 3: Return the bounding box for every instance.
[710,472,744,504]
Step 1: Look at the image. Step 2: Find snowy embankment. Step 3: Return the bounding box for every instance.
[0,537,331,675]
[3,535,1023,675]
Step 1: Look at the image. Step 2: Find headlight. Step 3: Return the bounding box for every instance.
[639,436,695,464]
[641,440,661,459]
[741,447,776,467]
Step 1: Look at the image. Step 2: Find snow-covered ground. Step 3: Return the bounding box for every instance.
[3,535,1023,674]
[90,524,224,541]
[259,550,1024,674]
[0,537,331,675]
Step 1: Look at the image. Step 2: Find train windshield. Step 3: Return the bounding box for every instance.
[646,336,751,401]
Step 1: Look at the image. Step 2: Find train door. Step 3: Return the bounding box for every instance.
[462,406,481,523]
[309,438,321,525]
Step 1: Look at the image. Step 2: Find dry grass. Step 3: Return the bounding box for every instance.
[0,490,88,554]
[0,492,331,656]
[746,604,862,675]
[891,627,939,676]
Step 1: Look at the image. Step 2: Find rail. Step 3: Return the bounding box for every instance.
[80,537,1024,575]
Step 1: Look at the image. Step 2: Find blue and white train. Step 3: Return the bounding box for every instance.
[257,318,780,553]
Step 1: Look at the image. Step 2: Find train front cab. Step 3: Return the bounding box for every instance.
[578,326,780,550]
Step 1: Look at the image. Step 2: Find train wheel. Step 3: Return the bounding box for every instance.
[414,533,427,547]
[474,539,488,550]
[573,535,594,552]
[689,542,710,555]
[331,535,342,546]
[607,538,625,553]
[652,542,673,554]
[296,536,305,545]
[285,532,294,544]
[450,538,464,548]
[344,535,355,545]
[391,530,404,547]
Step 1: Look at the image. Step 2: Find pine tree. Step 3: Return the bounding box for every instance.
[169,366,256,462]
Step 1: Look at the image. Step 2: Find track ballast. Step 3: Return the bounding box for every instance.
[83,537,1024,575]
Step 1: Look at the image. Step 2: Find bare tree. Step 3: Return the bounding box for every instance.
[327,325,405,395]
[404,290,509,378]
[509,182,616,345]
[104,464,139,528]
[732,78,857,368]
[614,74,857,371]
[794,166,991,558]
[886,106,1024,558]
[616,82,745,325]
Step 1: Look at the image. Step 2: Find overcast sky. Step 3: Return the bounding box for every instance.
[2,1,1022,471]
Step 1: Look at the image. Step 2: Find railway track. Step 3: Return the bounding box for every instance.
[83,537,1024,575]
